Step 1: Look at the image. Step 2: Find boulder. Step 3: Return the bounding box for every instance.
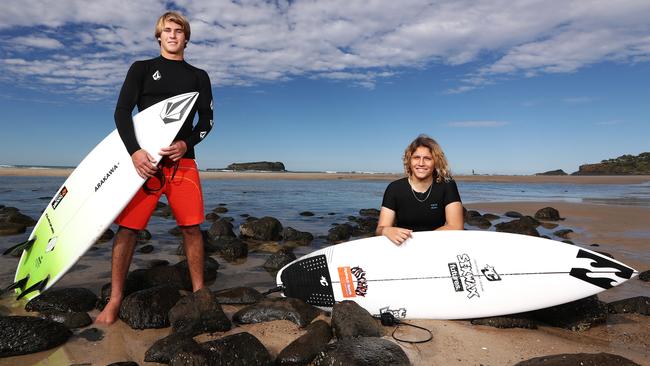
[168,288,231,336]
[332,300,383,339]
[233,297,321,327]
[119,285,182,329]
[0,316,72,357]
[239,216,283,241]
[313,337,410,366]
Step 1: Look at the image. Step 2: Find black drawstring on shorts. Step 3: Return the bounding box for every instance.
[143,158,180,193]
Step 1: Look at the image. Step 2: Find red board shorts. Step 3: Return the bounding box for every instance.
[115,158,204,230]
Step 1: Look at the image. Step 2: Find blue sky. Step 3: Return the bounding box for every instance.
[1,0,649,174]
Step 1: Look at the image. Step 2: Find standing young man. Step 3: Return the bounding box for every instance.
[96,11,213,324]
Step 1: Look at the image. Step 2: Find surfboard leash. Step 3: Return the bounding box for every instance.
[261,285,284,296]
[375,312,433,344]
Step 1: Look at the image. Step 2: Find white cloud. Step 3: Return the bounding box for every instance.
[0,0,649,98]
[447,120,509,128]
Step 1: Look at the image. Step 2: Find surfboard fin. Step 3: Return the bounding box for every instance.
[16,275,49,301]
[2,237,36,256]
[0,276,30,296]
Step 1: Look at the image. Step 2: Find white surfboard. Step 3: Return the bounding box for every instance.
[277,231,638,319]
[8,92,199,300]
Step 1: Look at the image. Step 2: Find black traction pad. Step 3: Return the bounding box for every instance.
[280,255,335,307]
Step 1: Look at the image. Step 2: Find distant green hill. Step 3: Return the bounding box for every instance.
[572,152,650,175]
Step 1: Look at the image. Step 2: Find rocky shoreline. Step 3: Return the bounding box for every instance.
[1,201,649,365]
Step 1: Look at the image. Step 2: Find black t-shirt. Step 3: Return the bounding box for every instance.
[381,177,461,231]
[114,56,213,159]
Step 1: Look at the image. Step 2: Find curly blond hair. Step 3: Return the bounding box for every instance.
[403,134,453,183]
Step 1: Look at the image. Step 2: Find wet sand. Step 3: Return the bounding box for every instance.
[1,167,649,184]
[0,200,648,365]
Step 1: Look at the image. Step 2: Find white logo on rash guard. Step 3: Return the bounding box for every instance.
[209,119,213,127]
[152,70,161,80]
[210,99,213,110]
[200,131,207,139]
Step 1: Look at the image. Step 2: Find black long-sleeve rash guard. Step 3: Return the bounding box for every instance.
[114,56,213,159]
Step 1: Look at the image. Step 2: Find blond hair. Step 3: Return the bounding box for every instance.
[403,134,453,183]
[155,11,191,46]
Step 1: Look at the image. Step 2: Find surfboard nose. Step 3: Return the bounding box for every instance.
[159,92,199,124]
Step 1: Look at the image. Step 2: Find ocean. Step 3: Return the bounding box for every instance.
[1,176,649,295]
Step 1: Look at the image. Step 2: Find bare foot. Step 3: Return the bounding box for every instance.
[95,300,121,325]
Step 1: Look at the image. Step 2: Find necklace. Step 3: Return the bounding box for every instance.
[408,178,432,203]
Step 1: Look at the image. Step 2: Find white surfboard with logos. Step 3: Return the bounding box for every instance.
[276,230,638,319]
[8,92,199,301]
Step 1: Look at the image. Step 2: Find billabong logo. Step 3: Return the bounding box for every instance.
[152,70,161,80]
[160,93,197,124]
[351,266,368,297]
[51,186,68,210]
[569,249,634,289]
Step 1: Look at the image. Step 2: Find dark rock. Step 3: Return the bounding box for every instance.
[137,229,152,243]
[607,296,649,315]
[0,316,72,357]
[466,215,491,229]
[107,362,139,366]
[313,337,410,366]
[212,236,248,261]
[169,226,182,236]
[169,344,210,366]
[535,169,568,176]
[145,332,201,364]
[240,216,283,241]
[359,208,380,217]
[205,212,220,221]
[263,249,296,271]
[539,222,559,229]
[299,211,315,216]
[471,315,537,329]
[332,300,382,339]
[514,352,641,366]
[5,211,36,226]
[530,295,607,331]
[147,259,171,268]
[282,227,314,245]
[178,234,220,255]
[0,222,26,236]
[227,161,286,171]
[119,285,182,329]
[25,288,98,313]
[38,311,92,329]
[327,223,354,243]
[535,207,562,221]
[212,206,228,214]
[553,229,573,239]
[96,228,115,243]
[495,219,540,237]
[169,288,231,336]
[213,287,263,305]
[277,320,333,365]
[138,244,154,254]
[638,270,649,281]
[127,265,191,291]
[233,297,321,327]
[207,218,235,241]
[505,211,523,218]
[351,216,378,236]
[482,213,500,221]
[76,327,104,342]
[465,210,481,219]
[201,332,272,366]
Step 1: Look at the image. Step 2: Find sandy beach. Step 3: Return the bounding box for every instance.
[0,170,648,365]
